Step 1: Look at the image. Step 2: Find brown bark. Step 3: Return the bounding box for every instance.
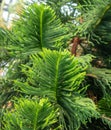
[71,37,81,56]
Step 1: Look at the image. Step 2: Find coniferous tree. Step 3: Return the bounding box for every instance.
[1,0,111,130]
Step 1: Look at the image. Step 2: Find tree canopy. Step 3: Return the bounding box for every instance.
[1,0,111,130]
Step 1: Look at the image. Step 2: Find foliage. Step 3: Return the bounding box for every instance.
[0,28,10,63]
[1,0,111,130]
[7,4,69,56]
[87,67,111,96]
[0,3,70,109]
[15,49,99,130]
[2,98,59,130]
[75,0,111,44]
[46,0,78,23]
[98,95,111,129]
[0,3,70,68]
[98,95,111,117]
